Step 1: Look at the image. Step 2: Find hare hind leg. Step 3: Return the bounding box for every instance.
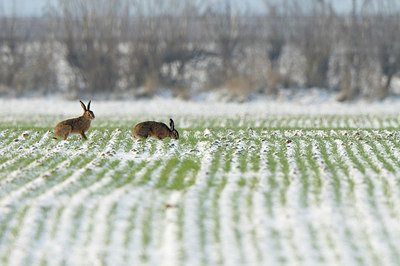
[135,131,149,138]
[62,126,72,140]
[55,125,72,140]
[80,132,87,140]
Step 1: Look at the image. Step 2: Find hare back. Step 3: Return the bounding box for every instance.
[57,117,92,133]
[133,121,170,139]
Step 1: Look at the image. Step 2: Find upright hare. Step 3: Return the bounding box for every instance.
[54,100,95,140]
[133,118,179,140]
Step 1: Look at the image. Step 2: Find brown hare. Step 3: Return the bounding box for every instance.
[133,118,179,140]
[54,100,95,140]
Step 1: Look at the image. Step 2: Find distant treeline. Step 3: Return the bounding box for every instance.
[0,0,399,100]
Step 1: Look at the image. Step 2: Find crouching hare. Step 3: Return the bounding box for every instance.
[133,118,179,140]
[54,100,95,140]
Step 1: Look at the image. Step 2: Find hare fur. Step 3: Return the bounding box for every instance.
[54,100,95,140]
[133,118,179,140]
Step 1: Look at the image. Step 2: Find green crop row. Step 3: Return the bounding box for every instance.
[0,121,400,265]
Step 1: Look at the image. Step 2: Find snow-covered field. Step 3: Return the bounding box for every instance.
[1,96,400,266]
[3,90,400,117]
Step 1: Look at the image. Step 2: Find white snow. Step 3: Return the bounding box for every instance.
[1,89,400,118]
[2,93,400,266]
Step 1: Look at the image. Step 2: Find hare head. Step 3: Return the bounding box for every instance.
[81,100,95,120]
[169,118,179,139]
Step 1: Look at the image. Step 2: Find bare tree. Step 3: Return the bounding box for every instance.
[263,0,289,93]
[205,0,240,84]
[58,0,125,96]
[370,0,400,99]
[123,0,205,97]
[336,0,373,101]
[0,3,56,96]
[290,0,336,89]
[1,0,399,100]
[202,0,254,97]
[0,13,26,92]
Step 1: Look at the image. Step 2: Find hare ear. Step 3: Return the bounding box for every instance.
[169,118,174,130]
[80,100,87,111]
[87,100,91,110]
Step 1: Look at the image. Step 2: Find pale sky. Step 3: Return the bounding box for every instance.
[0,0,356,16]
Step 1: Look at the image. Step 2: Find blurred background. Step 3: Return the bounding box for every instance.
[0,0,399,101]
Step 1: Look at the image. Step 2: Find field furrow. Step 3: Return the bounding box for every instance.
[1,114,400,266]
